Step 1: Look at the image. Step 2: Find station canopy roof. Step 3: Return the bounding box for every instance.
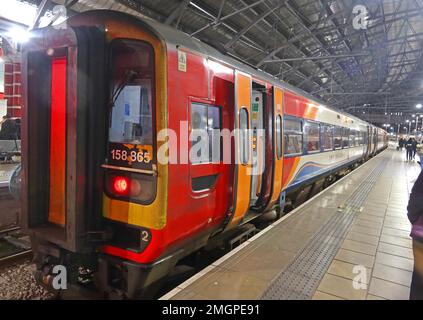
[14,0,423,118]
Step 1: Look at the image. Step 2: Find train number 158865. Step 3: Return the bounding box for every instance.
[110,149,151,164]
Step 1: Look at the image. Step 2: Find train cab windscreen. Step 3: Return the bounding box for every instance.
[105,39,157,204]
[107,40,155,168]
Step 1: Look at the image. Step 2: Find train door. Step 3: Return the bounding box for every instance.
[366,125,371,158]
[250,82,265,205]
[373,128,377,154]
[229,71,253,227]
[269,86,283,206]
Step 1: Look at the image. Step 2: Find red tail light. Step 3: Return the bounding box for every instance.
[107,174,144,199]
[113,176,129,195]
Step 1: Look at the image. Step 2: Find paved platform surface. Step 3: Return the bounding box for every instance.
[161,148,420,300]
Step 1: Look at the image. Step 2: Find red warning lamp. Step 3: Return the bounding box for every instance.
[113,176,129,195]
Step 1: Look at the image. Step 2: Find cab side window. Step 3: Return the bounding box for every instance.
[190,102,221,164]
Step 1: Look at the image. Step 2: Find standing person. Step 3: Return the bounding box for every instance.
[406,138,414,161]
[399,137,404,150]
[412,138,418,160]
[407,170,423,300]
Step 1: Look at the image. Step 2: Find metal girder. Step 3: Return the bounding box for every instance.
[218,0,345,94]
[189,0,266,36]
[165,0,191,26]
[188,0,340,93]
[29,0,50,30]
[261,52,368,63]
[223,2,284,49]
[65,0,80,8]
[283,1,354,81]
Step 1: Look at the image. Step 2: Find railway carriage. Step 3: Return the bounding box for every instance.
[19,10,387,298]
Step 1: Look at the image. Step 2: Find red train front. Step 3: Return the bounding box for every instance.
[21,10,238,298]
[20,10,387,299]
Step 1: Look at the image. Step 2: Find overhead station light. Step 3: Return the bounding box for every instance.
[417,104,422,109]
[7,27,31,43]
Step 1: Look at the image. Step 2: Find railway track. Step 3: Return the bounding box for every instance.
[0,226,32,268]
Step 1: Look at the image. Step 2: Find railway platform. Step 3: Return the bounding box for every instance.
[161,148,420,300]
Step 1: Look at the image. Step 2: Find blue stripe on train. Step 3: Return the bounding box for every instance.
[285,155,363,194]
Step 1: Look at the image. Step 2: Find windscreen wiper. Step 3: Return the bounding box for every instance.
[109,69,139,108]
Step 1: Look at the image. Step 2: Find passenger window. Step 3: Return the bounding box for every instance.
[349,130,355,147]
[239,108,250,165]
[342,128,349,148]
[305,121,320,152]
[350,130,360,147]
[276,115,282,159]
[358,131,364,145]
[334,127,342,149]
[284,118,303,155]
[190,103,221,164]
[321,124,333,150]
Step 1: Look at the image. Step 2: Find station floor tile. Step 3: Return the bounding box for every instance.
[366,294,387,300]
[334,249,375,268]
[352,219,383,231]
[186,267,268,300]
[377,242,413,260]
[381,227,412,239]
[350,225,382,237]
[341,238,378,256]
[317,274,367,300]
[375,252,414,272]
[372,263,412,287]
[379,234,412,249]
[220,248,295,282]
[345,231,380,246]
[326,259,372,284]
[312,291,344,300]
[383,221,411,232]
[368,278,410,300]
[356,214,384,224]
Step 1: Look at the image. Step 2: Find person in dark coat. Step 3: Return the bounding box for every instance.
[405,138,414,161]
[407,170,423,300]
[399,138,404,150]
[412,138,418,160]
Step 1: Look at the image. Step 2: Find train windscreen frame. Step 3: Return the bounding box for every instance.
[107,39,156,170]
[105,39,157,205]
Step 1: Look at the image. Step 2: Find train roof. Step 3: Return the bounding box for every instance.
[68,10,385,132]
